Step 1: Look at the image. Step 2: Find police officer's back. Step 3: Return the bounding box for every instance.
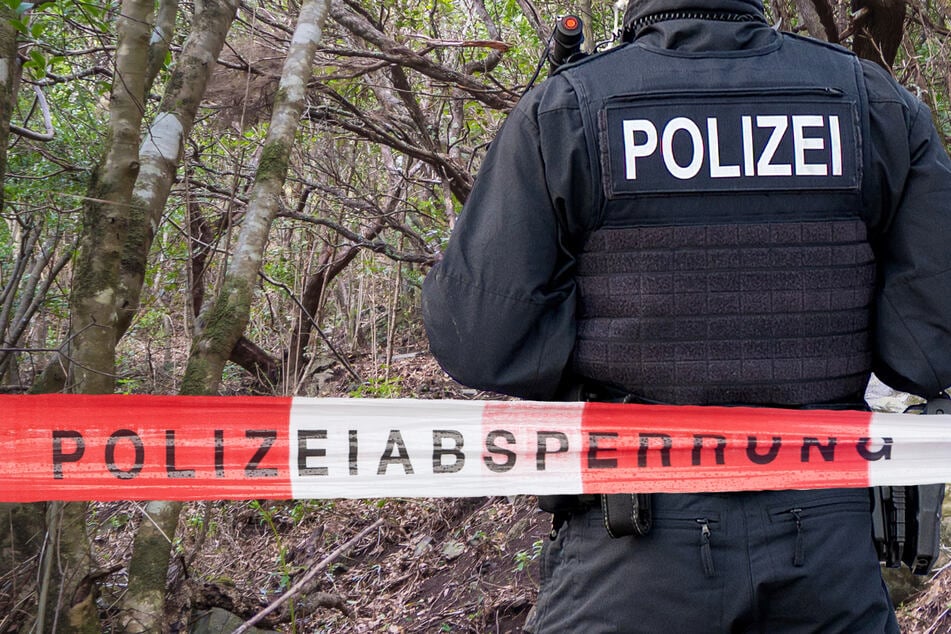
[422,0,951,631]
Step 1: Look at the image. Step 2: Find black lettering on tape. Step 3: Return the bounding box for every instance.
[214,430,225,478]
[692,434,726,466]
[638,433,672,467]
[587,432,618,469]
[801,437,836,462]
[536,432,569,471]
[52,430,85,479]
[747,436,782,464]
[165,430,195,478]
[857,437,892,461]
[378,430,414,475]
[484,430,516,473]
[349,429,358,476]
[298,430,328,477]
[105,430,144,480]
[245,430,278,478]
[432,430,465,474]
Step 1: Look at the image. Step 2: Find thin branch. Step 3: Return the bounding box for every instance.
[258,269,363,383]
[231,519,385,634]
[10,86,55,142]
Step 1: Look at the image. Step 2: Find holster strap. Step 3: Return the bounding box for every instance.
[602,493,652,538]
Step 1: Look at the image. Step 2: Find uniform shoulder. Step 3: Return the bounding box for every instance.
[551,41,636,76]
[859,58,916,107]
[779,30,858,58]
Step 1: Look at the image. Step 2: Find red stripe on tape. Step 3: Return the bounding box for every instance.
[1,395,293,502]
[581,403,875,493]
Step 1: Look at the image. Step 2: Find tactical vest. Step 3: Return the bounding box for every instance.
[558,32,875,406]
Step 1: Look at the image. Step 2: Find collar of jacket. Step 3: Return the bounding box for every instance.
[623,0,766,27]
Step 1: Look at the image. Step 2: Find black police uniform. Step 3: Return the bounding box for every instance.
[422,0,951,631]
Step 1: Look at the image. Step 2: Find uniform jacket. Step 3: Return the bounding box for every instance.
[422,1,951,404]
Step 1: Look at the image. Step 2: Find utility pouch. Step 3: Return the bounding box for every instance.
[602,493,652,538]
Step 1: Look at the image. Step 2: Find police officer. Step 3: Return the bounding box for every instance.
[422,0,951,631]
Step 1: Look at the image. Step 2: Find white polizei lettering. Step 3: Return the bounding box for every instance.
[662,117,704,179]
[621,111,848,182]
[756,115,793,176]
[829,115,843,176]
[742,116,755,176]
[623,119,658,180]
[707,118,741,178]
[793,115,827,176]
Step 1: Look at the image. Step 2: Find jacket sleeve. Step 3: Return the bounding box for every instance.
[865,65,951,397]
[421,89,583,400]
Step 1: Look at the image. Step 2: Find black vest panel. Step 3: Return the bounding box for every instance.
[559,33,873,406]
[573,220,875,404]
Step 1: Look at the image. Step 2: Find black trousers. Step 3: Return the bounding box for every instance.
[526,488,899,633]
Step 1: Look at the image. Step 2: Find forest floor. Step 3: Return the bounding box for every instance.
[81,350,951,633]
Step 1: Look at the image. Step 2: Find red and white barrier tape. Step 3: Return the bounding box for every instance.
[1,395,948,502]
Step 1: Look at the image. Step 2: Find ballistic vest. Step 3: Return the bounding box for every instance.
[558,32,875,406]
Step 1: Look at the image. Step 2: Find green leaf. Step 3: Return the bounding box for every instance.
[9,16,28,35]
[24,47,46,78]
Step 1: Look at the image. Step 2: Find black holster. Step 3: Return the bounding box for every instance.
[543,382,653,539]
[871,483,945,575]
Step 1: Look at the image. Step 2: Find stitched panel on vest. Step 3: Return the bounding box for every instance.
[573,220,874,406]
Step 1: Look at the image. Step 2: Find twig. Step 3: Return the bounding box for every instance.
[924,605,951,634]
[36,501,62,634]
[230,518,385,634]
[258,270,363,384]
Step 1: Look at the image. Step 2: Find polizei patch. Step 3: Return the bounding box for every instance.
[600,90,860,197]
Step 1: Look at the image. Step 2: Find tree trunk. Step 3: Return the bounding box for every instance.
[146,0,180,92]
[120,501,182,633]
[66,0,153,394]
[0,3,17,209]
[48,1,154,631]
[116,3,241,631]
[31,0,250,393]
[851,0,906,70]
[117,0,240,339]
[792,0,839,42]
[0,502,45,628]
[0,13,46,614]
[286,219,385,386]
[181,0,331,395]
